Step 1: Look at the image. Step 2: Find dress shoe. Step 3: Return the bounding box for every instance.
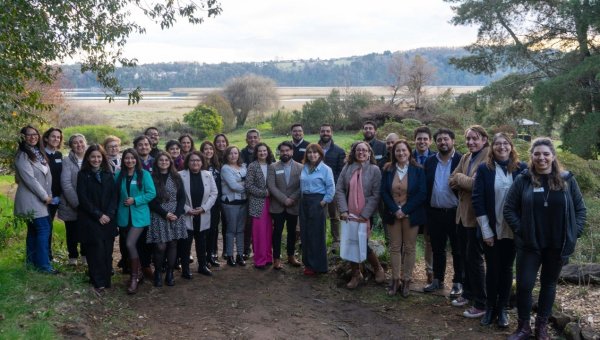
[480,308,497,326]
[181,271,193,280]
[153,269,163,287]
[303,267,316,276]
[209,256,221,267]
[198,266,213,276]
[400,279,411,298]
[508,319,532,340]
[497,308,509,328]
[227,256,236,267]
[165,270,175,286]
[236,255,246,266]
[449,282,463,298]
[273,259,283,270]
[242,253,250,261]
[387,279,400,296]
[535,316,550,340]
[423,279,444,293]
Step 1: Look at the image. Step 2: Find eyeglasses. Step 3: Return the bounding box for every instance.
[493,142,511,147]
[189,159,202,163]
[106,144,119,149]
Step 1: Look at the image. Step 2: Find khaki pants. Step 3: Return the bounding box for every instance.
[327,201,340,243]
[389,218,419,281]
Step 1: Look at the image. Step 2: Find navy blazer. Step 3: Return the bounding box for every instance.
[472,161,527,236]
[424,151,462,206]
[381,164,427,226]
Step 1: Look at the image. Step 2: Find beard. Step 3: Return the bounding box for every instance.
[280,154,291,163]
[319,135,331,144]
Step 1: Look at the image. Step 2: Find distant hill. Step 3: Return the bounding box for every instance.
[60,47,510,90]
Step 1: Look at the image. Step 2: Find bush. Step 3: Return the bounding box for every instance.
[270,109,295,135]
[183,105,223,140]
[562,112,600,159]
[63,125,131,146]
[201,92,236,132]
[58,110,109,128]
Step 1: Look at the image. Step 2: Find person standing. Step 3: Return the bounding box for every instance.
[385,133,400,163]
[473,133,527,327]
[336,142,385,289]
[200,141,223,267]
[14,126,55,274]
[103,135,122,173]
[318,123,345,252]
[381,140,427,297]
[115,148,156,294]
[179,151,218,276]
[134,135,154,172]
[42,127,63,262]
[220,146,248,267]
[178,134,195,160]
[422,128,463,297]
[148,152,187,285]
[246,143,275,269]
[213,133,230,258]
[145,127,161,159]
[448,125,489,319]
[268,141,303,269]
[58,133,88,265]
[132,135,154,278]
[300,143,335,275]
[362,121,387,169]
[166,139,185,171]
[291,123,309,163]
[504,138,586,340]
[76,145,118,294]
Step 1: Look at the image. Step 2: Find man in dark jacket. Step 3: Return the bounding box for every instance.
[241,129,260,166]
[291,123,310,163]
[422,128,463,297]
[363,121,387,169]
[318,123,345,250]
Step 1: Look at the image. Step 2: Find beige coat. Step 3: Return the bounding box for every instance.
[335,162,381,220]
[449,147,489,227]
[267,160,303,215]
[180,170,218,232]
[14,152,52,219]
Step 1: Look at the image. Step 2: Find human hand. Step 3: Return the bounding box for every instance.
[483,237,494,247]
[99,214,111,225]
[124,197,135,206]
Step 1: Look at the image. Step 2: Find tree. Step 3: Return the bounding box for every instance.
[388,53,408,105]
[445,0,600,158]
[201,92,235,132]
[406,55,435,109]
[183,105,223,140]
[223,74,279,128]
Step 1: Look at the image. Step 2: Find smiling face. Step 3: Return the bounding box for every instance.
[71,136,87,156]
[88,150,103,169]
[157,155,171,173]
[435,133,454,155]
[415,132,431,153]
[291,126,304,143]
[123,152,137,170]
[135,138,151,157]
[215,136,228,151]
[202,144,214,160]
[279,145,293,163]
[492,137,511,162]
[394,142,410,166]
[354,142,370,163]
[46,130,62,150]
[363,124,376,141]
[306,149,321,165]
[386,135,399,152]
[531,145,555,174]
[319,126,332,144]
[23,128,40,147]
[180,137,192,154]
[465,129,487,153]
[227,148,239,165]
[256,145,268,162]
[168,144,180,159]
[145,128,159,147]
[246,132,260,149]
[105,141,120,157]
[188,154,203,173]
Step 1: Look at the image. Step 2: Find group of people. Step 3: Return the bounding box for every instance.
[14,121,586,340]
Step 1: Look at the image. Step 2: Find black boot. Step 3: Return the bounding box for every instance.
[497,308,509,328]
[535,316,550,340]
[227,256,236,267]
[480,308,497,326]
[153,268,163,287]
[236,254,246,266]
[180,255,192,279]
[209,256,221,267]
[165,270,174,286]
[508,319,532,340]
[198,256,213,276]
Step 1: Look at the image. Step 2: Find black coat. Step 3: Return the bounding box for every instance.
[322,141,346,183]
[292,139,310,163]
[77,170,118,243]
[368,139,388,169]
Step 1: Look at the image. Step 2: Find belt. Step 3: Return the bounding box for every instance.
[429,206,456,213]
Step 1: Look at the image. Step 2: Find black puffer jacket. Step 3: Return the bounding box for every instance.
[503,170,586,261]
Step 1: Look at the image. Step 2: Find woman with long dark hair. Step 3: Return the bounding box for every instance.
[472,133,527,327]
[115,148,156,294]
[77,144,118,294]
[213,133,229,165]
[200,141,223,267]
[299,143,335,276]
[381,140,426,297]
[148,151,187,286]
[14,126,54,273]
[504,138,586,340]
[42,127,63,262]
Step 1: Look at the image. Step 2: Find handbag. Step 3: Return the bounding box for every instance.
[340,218,367,262]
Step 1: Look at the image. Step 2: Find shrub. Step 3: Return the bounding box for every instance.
[270,109,295,135]
[201,92,236,132]
[58,110,109,128]
[562,112,600,159]
[183,104,223,140]
[559,152,600,196]
[63,125,131,146]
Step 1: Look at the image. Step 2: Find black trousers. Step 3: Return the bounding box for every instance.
[428,207,462,283]
[65,220,86,259]
[138,228,152,268]
[178,224,208,269]
[47,204,59,260]
[272,211,298,258]
[221,209,227,256]
[458,224,486,309]
[483,238,515,310]
[207,204,221,258]
[84,238,114,288]
[516,248,563,320]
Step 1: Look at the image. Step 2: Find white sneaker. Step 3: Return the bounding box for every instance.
[68,258,77,265]
[451,296,469,307]
[80,256,87,266]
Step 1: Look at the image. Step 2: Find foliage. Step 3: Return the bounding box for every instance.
[223,74,279,128]
[559,152,600,196]
[561,111,600,160]
[201,92,236,132]
[270,110,296,136]
[405,55,436,108]
[299,98,330,134]
[63,125,130,146]
[183,104,223,140]
[378,119,424,142]
[342,90,376,130]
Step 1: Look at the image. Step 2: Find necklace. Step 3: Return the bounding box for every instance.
[543,188,550,208]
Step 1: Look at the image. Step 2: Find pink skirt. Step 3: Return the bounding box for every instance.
[252,199,273,266]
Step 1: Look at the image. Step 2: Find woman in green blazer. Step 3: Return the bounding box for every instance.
[115,148,156,294]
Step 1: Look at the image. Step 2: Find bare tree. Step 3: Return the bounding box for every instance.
[387,53,408,106]
[223,74,279,128]
[406,54,435,109]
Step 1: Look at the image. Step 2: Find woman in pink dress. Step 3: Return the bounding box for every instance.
[245,143,275,269]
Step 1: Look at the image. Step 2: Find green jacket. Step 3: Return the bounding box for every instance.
[115,170,156,228]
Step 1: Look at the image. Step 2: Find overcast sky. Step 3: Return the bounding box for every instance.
[122,0,478,64]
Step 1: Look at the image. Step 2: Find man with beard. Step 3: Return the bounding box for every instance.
[144,127,161,159]
[363,121,387,169]
[267,141,303,268]
[241,129,260,166]
[318,124,345,252]
[134,135,154,172]
[291,123,309,163]
[423,128,463,297]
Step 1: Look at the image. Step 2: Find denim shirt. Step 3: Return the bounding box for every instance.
[300,162,335,203]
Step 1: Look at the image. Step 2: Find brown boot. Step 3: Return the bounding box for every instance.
[346,263,363,289]
[400,279,411,298]
[508,319,532,340]
[367,252,385,284]
[127,258,141,295]
[287,255,301,267]
[387,279,400,296]
[273,258,283,270]
[535,317,550,340]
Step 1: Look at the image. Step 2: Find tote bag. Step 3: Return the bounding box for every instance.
[340,219,367,262]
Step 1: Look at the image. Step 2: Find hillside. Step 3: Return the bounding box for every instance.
[61,47,511,90]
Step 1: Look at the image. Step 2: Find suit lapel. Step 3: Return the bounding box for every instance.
[182,170,193,206]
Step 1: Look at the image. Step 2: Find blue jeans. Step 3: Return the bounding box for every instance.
[26,217,53,272]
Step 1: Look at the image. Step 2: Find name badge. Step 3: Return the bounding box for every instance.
[299,148,306,152]
[276,170,285,175]
[533,187,544,193]
[54,159,62,163]
[375,155,383,160]
[131,180,137,185]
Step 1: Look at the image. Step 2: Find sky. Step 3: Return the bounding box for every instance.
[122,0,479,64]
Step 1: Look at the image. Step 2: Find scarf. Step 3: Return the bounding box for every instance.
[347,165,370,229]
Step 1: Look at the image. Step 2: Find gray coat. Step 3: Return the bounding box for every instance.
[335,162,381,220]
[267,160,303,215]
[246,161,269,218]
[14,151,52,219]
[58,151,81,221]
